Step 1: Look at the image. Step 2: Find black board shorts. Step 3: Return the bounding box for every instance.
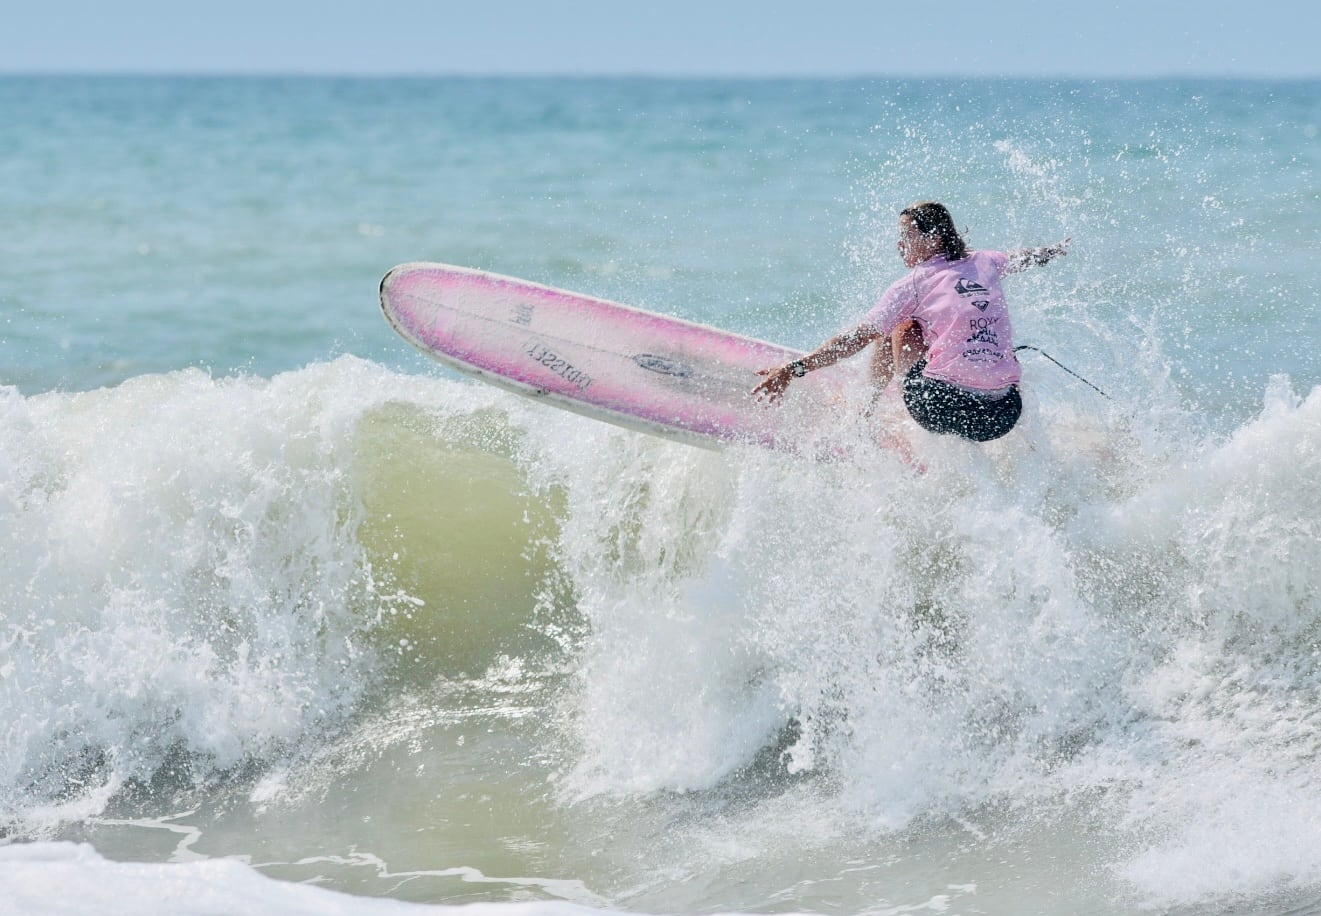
[902,360,1022,442]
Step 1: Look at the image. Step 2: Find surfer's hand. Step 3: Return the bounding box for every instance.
[1007,238,1071,272]
[753,366,792,403]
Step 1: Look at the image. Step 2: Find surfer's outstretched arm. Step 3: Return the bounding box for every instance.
[1005,238,1071,274]
[753,323,883,402]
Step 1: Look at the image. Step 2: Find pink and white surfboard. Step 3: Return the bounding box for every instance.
[379,263,862,451]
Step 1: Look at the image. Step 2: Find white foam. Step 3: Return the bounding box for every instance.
[0,842,611,916]
[8,354,1321,910]
[0,359,491,832]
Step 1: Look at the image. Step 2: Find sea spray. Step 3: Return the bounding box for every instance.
[525,353,1321,907]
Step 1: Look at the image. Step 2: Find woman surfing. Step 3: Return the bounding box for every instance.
[754,201,1069,443]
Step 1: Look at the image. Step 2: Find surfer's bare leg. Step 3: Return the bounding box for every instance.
[869,335,895,392]
[866,320,927,468]
[891,320,926,376]
[868,320,925,406]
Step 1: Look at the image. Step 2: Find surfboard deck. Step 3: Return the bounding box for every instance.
[379,262,863,452]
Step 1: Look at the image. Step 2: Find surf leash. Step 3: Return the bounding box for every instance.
[1014,345,1112,401]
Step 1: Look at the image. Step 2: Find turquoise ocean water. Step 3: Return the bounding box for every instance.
[2,76,1321,914]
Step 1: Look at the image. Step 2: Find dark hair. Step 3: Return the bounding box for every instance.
[900,201,967,261]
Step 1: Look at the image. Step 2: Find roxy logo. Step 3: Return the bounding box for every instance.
[966,316,1001,347]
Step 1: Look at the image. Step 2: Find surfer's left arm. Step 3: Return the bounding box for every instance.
[753,324,883,402]
[1005,238,1071,274]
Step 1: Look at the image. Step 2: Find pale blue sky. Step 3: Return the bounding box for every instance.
[3,0,1317,78]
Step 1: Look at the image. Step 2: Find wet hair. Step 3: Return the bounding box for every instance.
[900,201,968,261]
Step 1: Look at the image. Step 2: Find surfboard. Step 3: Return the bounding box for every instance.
[379,262,863,452]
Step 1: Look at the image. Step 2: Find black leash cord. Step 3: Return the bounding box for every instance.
[1014,345,1112,401]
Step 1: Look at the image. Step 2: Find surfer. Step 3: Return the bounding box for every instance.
[753,201,1069,442]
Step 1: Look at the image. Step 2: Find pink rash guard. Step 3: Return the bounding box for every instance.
[863,250,1021,391]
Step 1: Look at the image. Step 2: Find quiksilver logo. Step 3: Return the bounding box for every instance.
[955,278,989,296]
